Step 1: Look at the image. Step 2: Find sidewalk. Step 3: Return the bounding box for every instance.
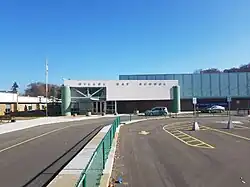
[0,114,125,135]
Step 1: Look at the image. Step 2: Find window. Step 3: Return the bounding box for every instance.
[121,83,124,86]
[98,83,101,86]
[154,83,157,85]
[155,75,165,80]
[83,83,86,85]
[149,83,152,85]
[126,83,129,85]
[93,83,95,86]
[6,104,11,110]
[119,75,129,80]
[88,83,90,86]
[28,105,32,111]
[116,83,119,86]
[159,83,162,86]
[144,83,147,85]
[78,82,82,85]
[139,83,142,85]
[137,75,147,80]
[163,83,166,85]
[147,75,156,80]
[103,83,106,86]
[5,108,11,114]
[5,104,11,114]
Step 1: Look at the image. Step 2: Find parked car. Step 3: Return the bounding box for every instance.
[200,105,225,113]
[145,107,168,116]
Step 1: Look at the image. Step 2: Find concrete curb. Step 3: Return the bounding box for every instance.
[99,124,123,187]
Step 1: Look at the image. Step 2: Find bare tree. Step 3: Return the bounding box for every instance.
[24,82,61,98]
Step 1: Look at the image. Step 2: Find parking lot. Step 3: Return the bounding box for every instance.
[111,116,250,187]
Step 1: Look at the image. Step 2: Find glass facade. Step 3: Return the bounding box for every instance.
[192,74,202,97]
[119,72,250,98]
[210,73,220,97]
[238,72,247,96]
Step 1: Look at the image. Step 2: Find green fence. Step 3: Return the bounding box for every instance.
[76,117,121,187]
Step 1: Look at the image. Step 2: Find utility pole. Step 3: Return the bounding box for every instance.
[45,58,49,117]
[16,91,19,112]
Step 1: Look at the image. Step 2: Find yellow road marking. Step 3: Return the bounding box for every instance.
[182,137,193,141]
[195,143,206,146]
[186,139,199,143]
[173,133,183,136]
[177,135,188,138]
[163,125,214,149]
[194,144,208,148]
[203,126,250,141]
[0,124,76,153]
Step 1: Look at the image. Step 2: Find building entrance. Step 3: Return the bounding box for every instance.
[92,101,106,114]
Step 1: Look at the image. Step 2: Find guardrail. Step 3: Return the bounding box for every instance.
[76,116,121,187]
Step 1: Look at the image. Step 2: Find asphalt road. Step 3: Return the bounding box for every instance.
[0,116,137,187]
[111,117,250,187]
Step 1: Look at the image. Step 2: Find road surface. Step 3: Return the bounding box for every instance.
[0,116,136,187]
[111,117,250,187]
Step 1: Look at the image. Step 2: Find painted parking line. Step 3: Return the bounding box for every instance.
[163,125,214,149]
[234,124,250,129]
[202,126,250,141]
[166,122,209,131]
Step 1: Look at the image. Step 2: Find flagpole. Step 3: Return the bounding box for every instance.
[45,58,48,117]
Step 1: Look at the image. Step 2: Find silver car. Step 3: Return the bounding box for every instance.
[145,107,168,116]
[201,105,225,113]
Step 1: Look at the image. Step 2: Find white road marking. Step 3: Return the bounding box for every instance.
[216,121,243,124]
[0,124,77,153]
[138,131,150,135]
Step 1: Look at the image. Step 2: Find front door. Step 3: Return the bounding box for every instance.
[93,102,97,114]
[93,101,106,114]
[98,102,102,113]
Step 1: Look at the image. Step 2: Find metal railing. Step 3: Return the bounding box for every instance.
[76,117,121,187]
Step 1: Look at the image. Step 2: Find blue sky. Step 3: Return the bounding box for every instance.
[1,0,250,91]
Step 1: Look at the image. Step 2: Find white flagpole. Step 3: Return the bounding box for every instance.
[45,58,48,117]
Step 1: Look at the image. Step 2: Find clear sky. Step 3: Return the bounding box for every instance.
[1,0,250,91]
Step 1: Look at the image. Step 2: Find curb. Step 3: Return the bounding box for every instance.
[47,125,112,187]
[99,124,123,187]
[99,119,150,187]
